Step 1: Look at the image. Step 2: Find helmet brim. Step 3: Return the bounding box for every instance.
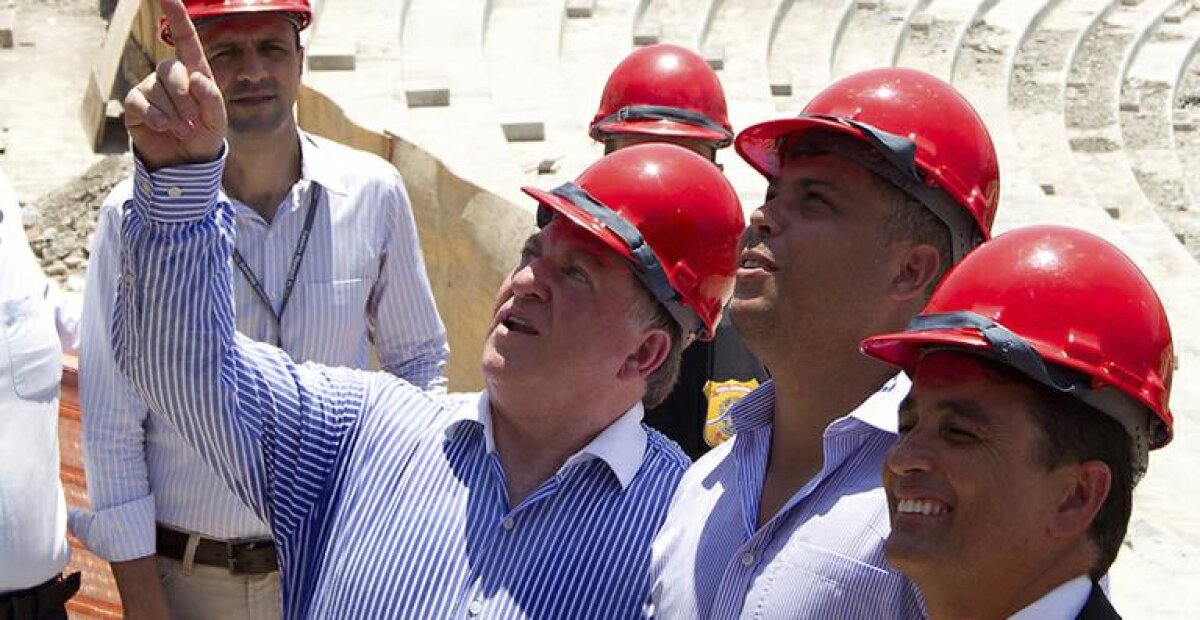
[861,329,1173,448]
[160,8,313,45]
[520,186,635,266]
[591,119,732,147]
[860,329,993,373]
[735,116,870,180]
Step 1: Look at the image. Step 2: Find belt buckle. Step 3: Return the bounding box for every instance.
[226,540,277,575]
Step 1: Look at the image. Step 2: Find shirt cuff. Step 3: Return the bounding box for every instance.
[132,145,227,224]
[69,494,158,562]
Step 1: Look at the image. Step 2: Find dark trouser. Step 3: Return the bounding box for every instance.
[0,573,80,620]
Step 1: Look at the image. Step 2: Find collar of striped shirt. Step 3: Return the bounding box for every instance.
[297,131,346,196]
[227,131,347,224]
[730,373,909,436]
[441,392,650,490]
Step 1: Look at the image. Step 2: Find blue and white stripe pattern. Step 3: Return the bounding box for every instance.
[111,153,690,617]
[74,132,450,561]
[649,376,926,619]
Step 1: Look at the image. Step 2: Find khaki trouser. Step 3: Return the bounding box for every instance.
[156,556,281,620]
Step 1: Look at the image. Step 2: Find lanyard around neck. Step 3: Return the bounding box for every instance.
[232,186,322,347]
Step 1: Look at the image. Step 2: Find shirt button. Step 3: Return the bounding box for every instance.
[740,552,755,566]
[468,599,483,616]
[167,186,184,199]
[501,517,515,531]
[140,180,152,194]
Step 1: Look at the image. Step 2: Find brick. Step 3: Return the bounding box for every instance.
[501,121,545,142]
[633,22,661,46]
[307,45,356,71]
[565,0,596,19]
[0,7,15,49]
[406,85,450,108]
[704,45,725,71]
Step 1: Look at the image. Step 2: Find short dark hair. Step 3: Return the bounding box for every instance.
[627,281,685,408]
[1023,382,1135,581]
[872,174,954,295]
[968,358,1135,580]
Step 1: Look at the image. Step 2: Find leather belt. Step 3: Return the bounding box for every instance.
[156,525,279,575]
[0,573,80,620]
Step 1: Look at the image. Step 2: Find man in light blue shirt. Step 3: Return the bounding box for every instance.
[650,67,1002,618]
[104,3,746,615]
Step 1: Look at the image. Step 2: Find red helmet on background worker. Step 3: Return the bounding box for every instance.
[862,225,1174,473]
[160,0,313,45]
[736,67,999,263]
[523,143,744,340]
[590,44,734,149]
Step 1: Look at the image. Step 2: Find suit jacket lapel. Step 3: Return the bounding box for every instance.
[1076,582,1121,620]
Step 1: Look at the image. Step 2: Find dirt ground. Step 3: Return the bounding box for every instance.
[0,0,128,291]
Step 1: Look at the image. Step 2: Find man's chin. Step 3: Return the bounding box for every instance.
[227,114,290,137]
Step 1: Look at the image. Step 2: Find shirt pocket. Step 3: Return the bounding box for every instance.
[759,545,913,618]
[2,295,63,401]
[286,278,372,364]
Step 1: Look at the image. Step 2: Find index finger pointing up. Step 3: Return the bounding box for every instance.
[161,0,212,78]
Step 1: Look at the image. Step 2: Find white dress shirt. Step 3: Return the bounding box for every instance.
[0,168,71,592]
[73,132,450,561]
[650,374,925,619]
[1009,575,1092,620]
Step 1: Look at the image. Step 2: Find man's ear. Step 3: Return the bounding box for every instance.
[618,327,671,382]
[890,243,942,302]
[1049,460,1111,540]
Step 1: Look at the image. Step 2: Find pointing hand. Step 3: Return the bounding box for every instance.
[124,0,226,170]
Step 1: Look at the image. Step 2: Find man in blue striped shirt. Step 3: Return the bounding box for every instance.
[650,68,1002,617]
[74,2,448,617]
[107,4,746,615]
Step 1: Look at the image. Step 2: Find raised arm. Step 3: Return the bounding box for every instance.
[112,0,367,539]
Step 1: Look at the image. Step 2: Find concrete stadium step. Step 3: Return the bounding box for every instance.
[952,0,1059,233]
[482,0,576,186]
[636,0,708,45]
[1173,44,1200,225]
[303,0,411,132]
[767,0,855,108]
[703,0,781,212]
[894,0,993,80]
[1007,0,1112,205]
[1064,0,1186,237]
[832,0,923,76]
[556,0,646,181]
[388,0,527,204]
[1120,1,1200,258]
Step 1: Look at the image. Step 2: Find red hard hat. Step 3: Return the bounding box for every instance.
[590,44,734,148]
[522,143,744,339]
[161,0,313,45]
[862,225,1174,454]
[736,67,999,263]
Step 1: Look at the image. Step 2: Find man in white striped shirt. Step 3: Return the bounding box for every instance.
[103,2,746,616]
[72,1,448,617]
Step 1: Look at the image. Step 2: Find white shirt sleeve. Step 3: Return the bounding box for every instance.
[72,189,159,562]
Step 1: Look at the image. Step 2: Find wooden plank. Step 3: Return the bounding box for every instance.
[79,0,148,152]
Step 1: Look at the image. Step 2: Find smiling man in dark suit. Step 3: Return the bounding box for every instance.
[863,226,1175,620]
